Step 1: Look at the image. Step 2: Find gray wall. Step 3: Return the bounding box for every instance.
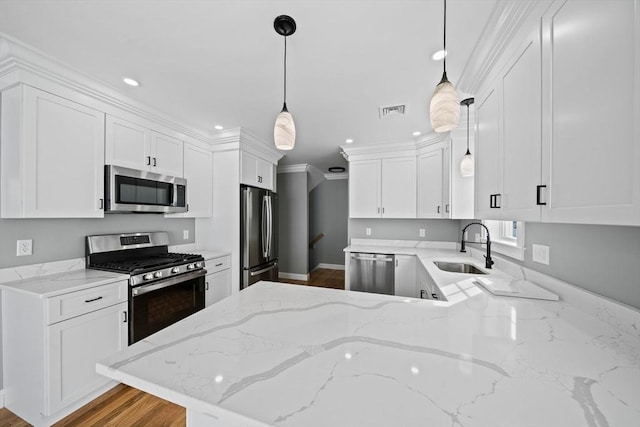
[0,216,195,268]
[460,220,640,310]
[350,218,461,242]
[277,172,308,275]
[309,179,348,269]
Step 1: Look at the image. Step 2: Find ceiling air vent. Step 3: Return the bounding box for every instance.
[379,104,407,119]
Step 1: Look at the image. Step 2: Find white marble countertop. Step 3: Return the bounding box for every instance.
[193,250,231,262]
[0,268,128,298]
[97,281,640,426]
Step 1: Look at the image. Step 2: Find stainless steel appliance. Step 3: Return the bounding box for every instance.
[86,232,205,344]
[349,252,395,295]
[241,185,278,289]
[104,165,187,214]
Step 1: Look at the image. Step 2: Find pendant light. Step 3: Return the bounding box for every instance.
[429,0,459,133]
[460,97,474,177]
[273,15,296,150]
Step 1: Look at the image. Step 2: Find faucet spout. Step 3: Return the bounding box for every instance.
[460,222,494,269]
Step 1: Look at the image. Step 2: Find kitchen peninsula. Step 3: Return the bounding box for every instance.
[97,280,639,426]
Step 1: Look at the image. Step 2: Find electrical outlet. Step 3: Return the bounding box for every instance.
[17,239,33,256]
[183,230,189,240]
[532,244,550,265]
[419,228,426,237]
[365,227,372,236]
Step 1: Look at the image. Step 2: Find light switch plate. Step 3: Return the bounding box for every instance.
[532,244,550,265]
[17,239,33,256]
[419,228,425,237]
[365,227,372,236]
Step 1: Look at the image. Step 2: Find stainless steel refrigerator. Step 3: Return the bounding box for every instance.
[241,185,278,289]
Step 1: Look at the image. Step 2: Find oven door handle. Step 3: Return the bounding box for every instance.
[131,269,207,297]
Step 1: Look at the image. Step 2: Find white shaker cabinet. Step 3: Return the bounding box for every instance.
[475,28,542,221]
[169,143,213,218]
[2,280,128,426]
[204,255,232,306]
[394,255,416,298]
[417,149,444,218]
[540,0,640,225]
[241,151,274,190]
[349,157,416,218]
[105,115,184,177]
[1,84,105,218]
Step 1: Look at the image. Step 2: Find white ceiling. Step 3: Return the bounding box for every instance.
[0,0,498,171]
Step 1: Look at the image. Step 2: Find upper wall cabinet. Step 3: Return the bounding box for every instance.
[475,27,542,222]
[540,0,639,225]
[241,151,274,191]
[349,157,416,218]
[168,143,213,218]
[105,115,184,177]
[474,0,639,226]
[1,85,105,218]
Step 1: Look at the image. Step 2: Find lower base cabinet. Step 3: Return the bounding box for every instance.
[394,255,417,298]
[2,280,128,426]
[205,255,232,306]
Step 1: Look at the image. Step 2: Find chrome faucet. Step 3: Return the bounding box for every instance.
[460,222,494,269]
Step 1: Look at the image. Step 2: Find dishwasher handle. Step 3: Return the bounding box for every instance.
[350,255,394,262]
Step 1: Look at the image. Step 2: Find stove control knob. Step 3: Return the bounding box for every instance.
[143,273,154,281]
[171,267,180,274]
[154,271,163,279]
[195,262,203,268]
[187,264,195,270]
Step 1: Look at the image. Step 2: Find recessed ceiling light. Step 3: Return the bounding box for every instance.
[214,125,224,130]
[412,131,422,136]
[122,77,140,87]
[345,138,354,144]
[431,50,447,61]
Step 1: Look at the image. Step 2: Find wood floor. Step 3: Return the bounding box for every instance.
[279,268,345,290]
[0,268,344,426]
[0,383,185,427]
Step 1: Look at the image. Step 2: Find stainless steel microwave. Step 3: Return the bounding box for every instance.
[104,165,187,213]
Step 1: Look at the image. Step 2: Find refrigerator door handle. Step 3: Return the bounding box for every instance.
[262,196,268,259]
[267,195,273,258]
[250,262,278,276]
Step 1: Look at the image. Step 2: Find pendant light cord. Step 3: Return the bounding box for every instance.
[283,36,287,107]
[466,102,470,154]
[443,0,447,74]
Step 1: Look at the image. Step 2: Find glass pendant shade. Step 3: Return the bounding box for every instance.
[460,151,474,177]
[430,74,460,132]
[274,105,296,150]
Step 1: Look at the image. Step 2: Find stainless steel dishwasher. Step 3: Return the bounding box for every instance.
[349,252,395,295]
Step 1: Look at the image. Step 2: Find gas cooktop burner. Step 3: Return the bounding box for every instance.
[85,232,206,286]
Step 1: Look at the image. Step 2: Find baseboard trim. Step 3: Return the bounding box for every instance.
[279,272,309,281]
[312,263,345,271]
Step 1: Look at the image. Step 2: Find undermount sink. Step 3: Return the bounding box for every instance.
[433,262,487,275]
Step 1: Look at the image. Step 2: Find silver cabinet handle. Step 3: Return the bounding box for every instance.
[206,281,210,290]
[85,296,103,303]
[152,157,157,167]
[99,198,104,209]
[146,156,151,165]
[350,255,394,262]
[446,204,450,213]
[377,207,380,214]
[215,263,223,267]
[122,311,128,323]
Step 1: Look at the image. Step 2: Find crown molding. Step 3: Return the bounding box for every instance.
[277,164,309,174]
[210,127,284,163]
[340,140,416,161]
[0,33,215,145]
[457,0,552,95]
[325,172,348,180]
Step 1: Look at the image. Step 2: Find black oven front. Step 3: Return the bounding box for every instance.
[129,269,206,345]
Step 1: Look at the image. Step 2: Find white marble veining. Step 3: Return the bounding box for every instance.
[345,239,639,341]
[98,281,640,427]
[0,257,86,283]
[0,268,128,298]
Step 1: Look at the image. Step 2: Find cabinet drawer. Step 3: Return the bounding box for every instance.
[46,281,128,324]
[206,256,230,274]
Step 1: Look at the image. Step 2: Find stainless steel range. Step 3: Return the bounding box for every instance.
[86,231,206,344]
